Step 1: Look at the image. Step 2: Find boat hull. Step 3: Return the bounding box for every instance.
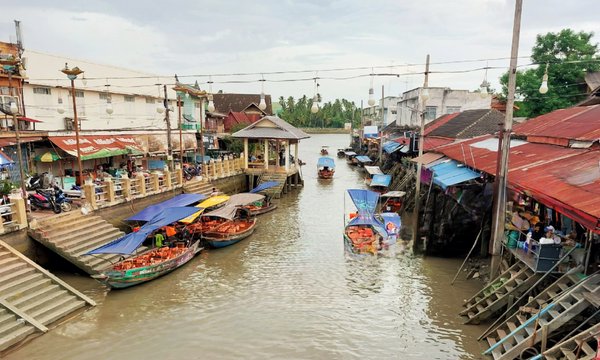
[204,225,256,248]
[318,169,334,179]
[248,203,278,216]
[97,242,200,289]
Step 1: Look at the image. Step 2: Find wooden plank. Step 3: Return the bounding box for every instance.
[583,291,600,307]
[0,299,47,333]
[0,240,96,307]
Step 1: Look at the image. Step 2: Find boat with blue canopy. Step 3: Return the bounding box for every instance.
[369,174,392,193]
[317,156,335,179]
[125,193,206,222]
[86,206,201,289]
[344,189,388,255]
[247,182,279,215]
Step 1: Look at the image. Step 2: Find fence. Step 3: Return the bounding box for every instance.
[202,157,243,181]
[0,196,27,235]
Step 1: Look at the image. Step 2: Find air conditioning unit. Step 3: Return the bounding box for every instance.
[64,117,74,131]
[0,95,21,115]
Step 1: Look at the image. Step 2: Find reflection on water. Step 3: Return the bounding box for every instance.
[6,134,486,360]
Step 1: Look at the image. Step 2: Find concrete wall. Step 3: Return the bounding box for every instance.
[212,174,247,195]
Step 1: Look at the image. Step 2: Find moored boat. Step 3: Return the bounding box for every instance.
[199,205,257,248]
[379,191,406,213]
[337,147,352,157]
[247,182,280,215]
[86,206,201,289]
[345,151,358,165]
[179,194,230,225]
[317,156,335,179]
[320,145,329,155]
[369,174,392,194]
[364,165,383,186]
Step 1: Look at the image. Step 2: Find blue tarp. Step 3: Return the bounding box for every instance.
[250,181,279,193]
[370,174,392,187]
[87,207,200,255]
[429,160,480,189]
[317,157,336,168]
[126,194,207,222]
[347,189,379,216]
[355,155,372,163]
[382,141,403,154]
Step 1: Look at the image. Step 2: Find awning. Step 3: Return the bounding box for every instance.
[347,189,380,216]
[86,207,199,255]
[382,141,403,154]
[201,204,241,221]
[429,160,480,189]
[381,191,406,198]
[364,166,383,176]
[355,155,372,163]
[179,195,231,224]
[317,157,336,168]
[344,151,357,156]
[380,212,402,233]
[0,136,43,147]
[410,152,445,165]
[370,174,392,188]
[49,135,144,160]
[17,116,43,123]
[250,181,279,193]
[126,194,207,222]
[227,193,265,206]
[0,150,14,166]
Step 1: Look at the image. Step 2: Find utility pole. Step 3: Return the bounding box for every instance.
[164,84,173,171]
[199,97,206,168]
[6,70,26,197]
[177,95,183,165]
[489,0,523,279]
[412,54,430,253]
[378,85,384,162]
[359,100,364,147]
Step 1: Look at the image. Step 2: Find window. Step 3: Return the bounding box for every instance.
[74,90,84,98]
[146,97,155,104]
[0,87,10,95]
[446,106,461,114]
[124,95,135,102]
[425,106,437,121]
[33,87,52,95]
[99,93,109,100]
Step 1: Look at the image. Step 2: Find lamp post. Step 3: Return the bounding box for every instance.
[60,63,84,186]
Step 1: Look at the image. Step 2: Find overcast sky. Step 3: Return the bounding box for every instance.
[2,0,600,104]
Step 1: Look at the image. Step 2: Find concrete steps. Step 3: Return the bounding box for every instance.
[0,242,95,353]
[183,179,216,196]
[255,173,289,199]
[28,211,126,275]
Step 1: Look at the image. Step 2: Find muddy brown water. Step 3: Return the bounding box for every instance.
[7,134,489,360]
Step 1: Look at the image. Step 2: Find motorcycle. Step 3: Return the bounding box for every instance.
[183,163,201,181]
[25,173,43,190]
[29,189,61,214]
[52,186,73,212]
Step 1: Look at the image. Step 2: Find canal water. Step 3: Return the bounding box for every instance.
[7,134,488,360]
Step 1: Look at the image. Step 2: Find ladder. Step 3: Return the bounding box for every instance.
[541,321,600,360]
[461,261,539,324]
[485,269,585,348]
[483,274,600,360]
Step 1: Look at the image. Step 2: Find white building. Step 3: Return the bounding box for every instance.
[362,96,402,128]
[396,87,491,127]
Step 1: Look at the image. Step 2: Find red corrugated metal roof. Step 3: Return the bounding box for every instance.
[435,135,600,231]
[424,113,460,136]
[424,136,454,151]
[514,105,600,142]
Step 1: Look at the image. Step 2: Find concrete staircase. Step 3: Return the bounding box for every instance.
[461,261,540,324]
[0,240,95,353]
[183,179,217,196]
[256,173,289,198]
[28,211,129,275]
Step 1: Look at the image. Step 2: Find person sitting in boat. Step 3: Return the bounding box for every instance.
[154,231,165,248]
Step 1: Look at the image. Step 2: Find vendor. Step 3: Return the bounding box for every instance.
[539,226,561,245]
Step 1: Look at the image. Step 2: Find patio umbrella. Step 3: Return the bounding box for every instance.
[34,151,61,162]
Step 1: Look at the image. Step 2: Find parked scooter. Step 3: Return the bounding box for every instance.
[182,163,201,181]
[51,186,73,212]
[29,189,61,214]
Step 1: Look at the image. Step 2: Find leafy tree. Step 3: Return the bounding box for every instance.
[500,29,600,117]
[278,96,361,128]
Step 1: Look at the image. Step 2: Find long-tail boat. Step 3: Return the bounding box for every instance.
[317,156,335,179]
[320,145,329,155]
[200,205,257,248]
[247,184,280,215]
[86,207,201,289]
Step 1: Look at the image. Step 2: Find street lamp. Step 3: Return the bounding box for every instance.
[60,63,85,186]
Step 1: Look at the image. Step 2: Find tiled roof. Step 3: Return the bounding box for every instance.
[424,113,460,136]
[212,93,272,115]
[232,116,310,140]
[426,109,503,139]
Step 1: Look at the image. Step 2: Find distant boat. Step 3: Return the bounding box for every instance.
[86,207,202,289]
[320,145,329,156]
[337,147,352,157]
[317,156,335,179]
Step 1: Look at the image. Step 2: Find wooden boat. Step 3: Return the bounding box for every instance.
[245,200,278,215]
[379,191,406,213]
[203,218,257,248]
[92,242,200,289]
[345,152,358,166]
[320,145,329,156]
[317,156,335,179]
[344,225,380,255]
[337,147,352,157]
[86,206,202,289]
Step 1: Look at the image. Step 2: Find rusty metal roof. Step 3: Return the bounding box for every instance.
[424,136,455,151]
[434,135,600,231]
[513,105,600,143]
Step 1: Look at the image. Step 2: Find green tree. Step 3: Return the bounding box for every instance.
[500,29,600,117]
[277,95,360,128]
